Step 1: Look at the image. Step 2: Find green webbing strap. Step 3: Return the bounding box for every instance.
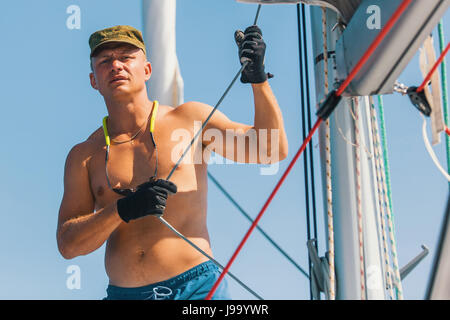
[377,96,394,214]
[438,20,450,188]
[376,95,399,299]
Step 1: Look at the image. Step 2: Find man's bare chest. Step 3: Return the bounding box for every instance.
[87,124,205,209]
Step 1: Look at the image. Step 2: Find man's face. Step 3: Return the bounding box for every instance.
[89,42,151,99]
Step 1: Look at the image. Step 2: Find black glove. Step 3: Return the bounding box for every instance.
[234,25,271,84]
[116,178,177,223]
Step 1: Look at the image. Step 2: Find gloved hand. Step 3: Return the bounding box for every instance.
[234,25,272,84]
[116,178,177,223]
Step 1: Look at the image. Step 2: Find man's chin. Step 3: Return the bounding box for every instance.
[103,87,133,99]
[110,84,132,93]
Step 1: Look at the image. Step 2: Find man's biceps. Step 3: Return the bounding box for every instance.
[58,190,95,228]
[61,159,95,214]
[64,146,91,186]
[208,116,252,133]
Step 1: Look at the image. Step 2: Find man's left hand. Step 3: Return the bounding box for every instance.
[234,25,270,84]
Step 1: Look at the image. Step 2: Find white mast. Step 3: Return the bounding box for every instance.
[310,0,449,299]
[310,6,385,299]
[142,0,184,107]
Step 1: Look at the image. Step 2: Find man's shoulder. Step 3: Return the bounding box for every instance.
[65,127,104,165]
[86,126,104,145]
[176,101,210,110]
[171,101,212,119]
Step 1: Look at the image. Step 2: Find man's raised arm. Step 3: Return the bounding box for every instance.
[174,25,288,164]
[235,25,288,160]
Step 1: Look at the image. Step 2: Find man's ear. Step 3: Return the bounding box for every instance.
[89,72,98,90]
[144,61,152,81]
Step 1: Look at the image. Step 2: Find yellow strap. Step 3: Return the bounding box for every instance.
[149,100,159,133]
[102,116,110,146]
[102,100,159,146]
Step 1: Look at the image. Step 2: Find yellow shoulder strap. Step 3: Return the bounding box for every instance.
[102,100,159,146]
[149,100,159,133]
[102,116,111,146]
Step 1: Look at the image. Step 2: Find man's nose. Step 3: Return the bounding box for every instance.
[111,58,124,70]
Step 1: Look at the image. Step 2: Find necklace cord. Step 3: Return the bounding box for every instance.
[103,101,159,195]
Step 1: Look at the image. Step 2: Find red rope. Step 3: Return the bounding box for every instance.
[336,0,412,97]
[205,118,322,300]
[205,0,413,300]
[417,42,450,92]
[445,126,450,137]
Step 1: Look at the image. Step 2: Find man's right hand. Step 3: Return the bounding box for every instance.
[116,178,177,223]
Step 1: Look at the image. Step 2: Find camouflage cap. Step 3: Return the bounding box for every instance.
[89,25,146,58]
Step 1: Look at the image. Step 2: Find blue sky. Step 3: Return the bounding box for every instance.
[0,0,448,300]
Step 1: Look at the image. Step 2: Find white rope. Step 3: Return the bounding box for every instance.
[369,97,395,299]
[422,115,450,181]
[322,7,335,300]
[371,105,404,300]
[380,160,404,299]
[352,97,366,300]
[334,110,374,159]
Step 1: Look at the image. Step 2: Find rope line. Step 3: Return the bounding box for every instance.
[166,62,247,181]
[254,4,262,25]
[372,100,404,299]
[438,20,450,187]
[352,98,366,300]
[207,172,310,279]
[157,216,264,300]
[301,3,319,255]
[205,118,323,300]
[334,108,374,158]
[422,116,450,181]
[377,96,394,217]
[369,97,395,300]
[376,95,400,298]
[297,3,314,299]
[321,6,335,300]
[417,41,450,93]
[382,166,404,299]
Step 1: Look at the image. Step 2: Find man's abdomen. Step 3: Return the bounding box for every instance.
[104,211,213,288]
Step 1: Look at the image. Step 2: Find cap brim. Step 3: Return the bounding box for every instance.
[90,39,146,58]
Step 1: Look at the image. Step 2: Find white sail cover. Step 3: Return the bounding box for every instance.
[143,0,184,107]
[419,36,445,146]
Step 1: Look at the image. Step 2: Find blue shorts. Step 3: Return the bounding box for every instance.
[104,261,231,300]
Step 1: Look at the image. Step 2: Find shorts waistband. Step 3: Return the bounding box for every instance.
[106,260,219,296]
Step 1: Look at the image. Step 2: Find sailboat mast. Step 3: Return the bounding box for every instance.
[309,6,386,300]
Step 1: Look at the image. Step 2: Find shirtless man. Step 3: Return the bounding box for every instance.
[57,25,288,300]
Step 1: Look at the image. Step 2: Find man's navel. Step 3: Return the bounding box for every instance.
[137,248,146,260]
[97,186,104,197]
